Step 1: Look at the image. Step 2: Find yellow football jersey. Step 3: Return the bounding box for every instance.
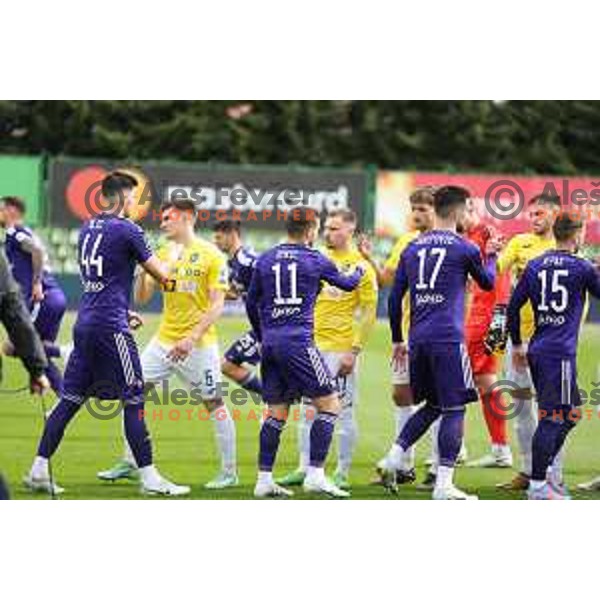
[314,246,378,352]
[385,231,419,340]
[498,232,555,340]
[155,237,228,348]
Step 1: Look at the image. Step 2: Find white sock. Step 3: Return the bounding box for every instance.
[139,464,161,487]
[298,403,313,471]
[257,470,273,486]
[394,405,416,470]
[306,465,325,482]
[31,456,49,479]
[337,405,357,476]
[429,417,441,470]
[530,479,546,490]
[386,443,405,470]
[514,398,537,475]
[212,404,236,474]
[435,465,454,489]
[549,445,566,486]
[122,414,136,466]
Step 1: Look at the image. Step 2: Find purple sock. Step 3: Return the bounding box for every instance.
[437,410,465,468]
[37,399,82,458]
[309,411,338,467]
[531,417,575,481]
[45,361,63,396]
[43,342,61,359]
[123,403,152,468]
[397,403,441,451]
[259,416,286,471]
[240,373,263,395]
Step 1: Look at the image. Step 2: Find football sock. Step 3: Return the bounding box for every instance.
[212,404,236,474]
[309,411,338,467]
[139,464,162,487]
[259,416,286,471]
[398,403,441,453]
[239,372,263,396]
[436,465,454,489]
[531,417,564,482]
[123,403,152,468]
[298,403,313,471]
[437,409,465,468]
[122,414,136,465]
[429,417,440,470]
[337,404,357,476]
[481,386,508,445]
[514,398,537,475]
[394,405,416,470]
[37,398,81,460]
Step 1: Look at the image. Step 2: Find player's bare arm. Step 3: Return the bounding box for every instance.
[135,256,169,304]
[19,235,45,303]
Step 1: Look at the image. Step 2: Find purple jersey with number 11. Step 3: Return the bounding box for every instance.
[247,243,363,344]
[246,242,363,403]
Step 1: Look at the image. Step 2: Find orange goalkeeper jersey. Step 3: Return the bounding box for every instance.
[465,223,509,337]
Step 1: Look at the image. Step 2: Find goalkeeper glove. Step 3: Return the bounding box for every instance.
[484,304,508,355]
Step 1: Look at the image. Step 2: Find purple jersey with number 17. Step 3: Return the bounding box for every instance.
[390,230,496,344]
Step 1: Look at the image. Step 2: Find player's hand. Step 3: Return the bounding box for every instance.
[357,233,374,260]
[30,374,50,395]
[484,304,508,355]
[128,310,144,331]
[512,344,528,373]
[338,352,356,376]
[485,236,504,256]
[2,340,15,356]
[167,337,195,363]
[391,342,408,370]
[31,281,45,303]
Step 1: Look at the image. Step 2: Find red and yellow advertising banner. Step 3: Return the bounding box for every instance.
[376,171,600,244]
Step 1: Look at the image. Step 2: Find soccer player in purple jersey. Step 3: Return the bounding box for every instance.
[508,213,600,500]
[0,196,68,395]
[384,186,498,500]
[246,207,363,498]
[212,219,262,397]
[24,172,189,496]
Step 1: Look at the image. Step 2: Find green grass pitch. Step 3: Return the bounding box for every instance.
[1,313,600,500]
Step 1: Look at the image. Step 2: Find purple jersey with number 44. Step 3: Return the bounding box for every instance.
[76,215,152,331]
[62,215,152,403]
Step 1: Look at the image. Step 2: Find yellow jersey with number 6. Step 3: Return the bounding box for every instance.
[156,238,228,348]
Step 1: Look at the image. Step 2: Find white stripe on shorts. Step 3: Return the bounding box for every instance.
[30,301,41,323]
[460,343,475,389]
[114,333,134,385]
[307,347,328,387]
